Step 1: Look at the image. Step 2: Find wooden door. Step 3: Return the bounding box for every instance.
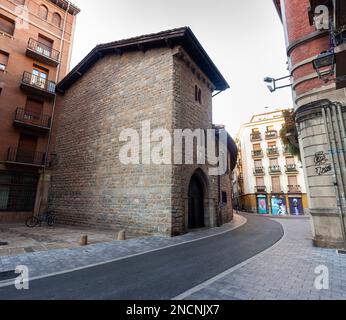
[17,134,38,163]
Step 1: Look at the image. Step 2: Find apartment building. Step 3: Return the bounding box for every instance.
[0,0,80,222]
[234,110,308,215]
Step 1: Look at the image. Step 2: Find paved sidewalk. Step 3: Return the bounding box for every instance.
[0,214,246,280]
[180,218,346,300]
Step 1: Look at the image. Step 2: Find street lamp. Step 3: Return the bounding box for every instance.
[312,51,335,83]
[264,75,292,93]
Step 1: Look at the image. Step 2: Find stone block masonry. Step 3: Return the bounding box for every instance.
[49,44,234,236]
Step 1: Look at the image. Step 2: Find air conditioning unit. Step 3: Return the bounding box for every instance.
[0,64,6,71]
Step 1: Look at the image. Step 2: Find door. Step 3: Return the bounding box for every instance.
[37,35,53,57]
[24,97,44,125]
[188,175,205,229]
[31,67,48,89]
[272,176,281,193]
[17,134,38,164]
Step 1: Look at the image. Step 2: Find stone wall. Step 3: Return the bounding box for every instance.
[49,46,234,236]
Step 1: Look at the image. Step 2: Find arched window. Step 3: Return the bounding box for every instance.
[38,5,48,20]
[52,13,61,27]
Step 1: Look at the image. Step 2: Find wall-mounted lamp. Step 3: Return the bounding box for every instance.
[264,75,292,93]
[312,51,335,83]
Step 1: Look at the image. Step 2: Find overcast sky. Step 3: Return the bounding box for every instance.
[69,0,293,136]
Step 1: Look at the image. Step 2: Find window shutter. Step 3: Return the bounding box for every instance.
[0,14,15,35]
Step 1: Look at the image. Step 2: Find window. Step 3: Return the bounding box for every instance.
[252,128,260,133]
[256,177,264,186]
[222,192,227,204]
[38,5,48,20]
[271,177,281,193]
[52,13,61,27]
[31,65,48,88]
[268,141,276,147]
[270,158,279,166]
[194,85,202,104]
[288,176,298,186]
[0,51,9,71]
[0,171,38,212]
[255,160,262,168]
[37,34,53,56]
[0,14,15,36]
[253,143,261,151]
[286,157,295,165]
[24,97,44,122]
[266,125,274,131]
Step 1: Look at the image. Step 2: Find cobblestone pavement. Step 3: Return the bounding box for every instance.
[0,224,138,257]
[0,214,246,280]
[180,218,346,300]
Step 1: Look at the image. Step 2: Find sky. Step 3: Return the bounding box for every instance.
[69,0,293,136]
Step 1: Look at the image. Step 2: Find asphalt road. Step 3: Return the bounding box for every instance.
[0,213,283,300]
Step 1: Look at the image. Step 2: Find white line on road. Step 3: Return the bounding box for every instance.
[0,214,247,288]
[172,220,287,300]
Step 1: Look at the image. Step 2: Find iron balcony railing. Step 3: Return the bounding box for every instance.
[267,147,279,156]
[265,130,278,140]
[253,167,265,175]
[14,108,52,129]
[269,165,281,174]
[250,133,262,141]
[27,38,60,62]
[21,72,56,94]
[286,164,298,172]
[252,150,264,158]
[6,147,46,166]
[288,185,302,193]
[255,186,267,193]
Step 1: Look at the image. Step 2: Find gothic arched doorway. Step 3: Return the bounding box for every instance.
[188,172,205,229]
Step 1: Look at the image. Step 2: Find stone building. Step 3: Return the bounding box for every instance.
[273,0,346,248]
[48,27,237,236]
[0,0,80,223]
[233,109,308,215]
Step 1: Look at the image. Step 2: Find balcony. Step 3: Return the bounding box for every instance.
[5,148,46,167]
[252,150,264,159]
[267,147,279,157]
[269,165,281,175]
[26,38,60,67]
[250,133,262,142]
[286,164,299,173]
[255,186,267,193]
[288,185,302,193]
[265,130,278,140]
[20,72,56,100]
[253,167,265,176]
[13,108,51,133]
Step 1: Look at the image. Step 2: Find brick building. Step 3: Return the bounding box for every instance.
[49,27,237,236]
[273,0,346,248]
[0,0,80,222]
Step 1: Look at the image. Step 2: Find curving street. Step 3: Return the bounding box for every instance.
[0,214,283,300]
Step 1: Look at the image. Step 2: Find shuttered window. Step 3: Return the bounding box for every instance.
[0,51,9,71]
[272,177,281,193]
[336,0,346,29]
[0,14,15,36]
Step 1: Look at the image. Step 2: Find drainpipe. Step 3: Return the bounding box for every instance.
[38,1,71,215]
[336,103,346,154]
[322,108,346,241]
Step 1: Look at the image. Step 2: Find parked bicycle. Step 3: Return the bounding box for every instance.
[25,212,57,228]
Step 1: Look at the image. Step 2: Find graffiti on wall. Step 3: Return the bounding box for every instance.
[314,151,332,176]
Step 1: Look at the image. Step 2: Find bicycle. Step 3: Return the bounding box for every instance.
[25,212,57,228]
